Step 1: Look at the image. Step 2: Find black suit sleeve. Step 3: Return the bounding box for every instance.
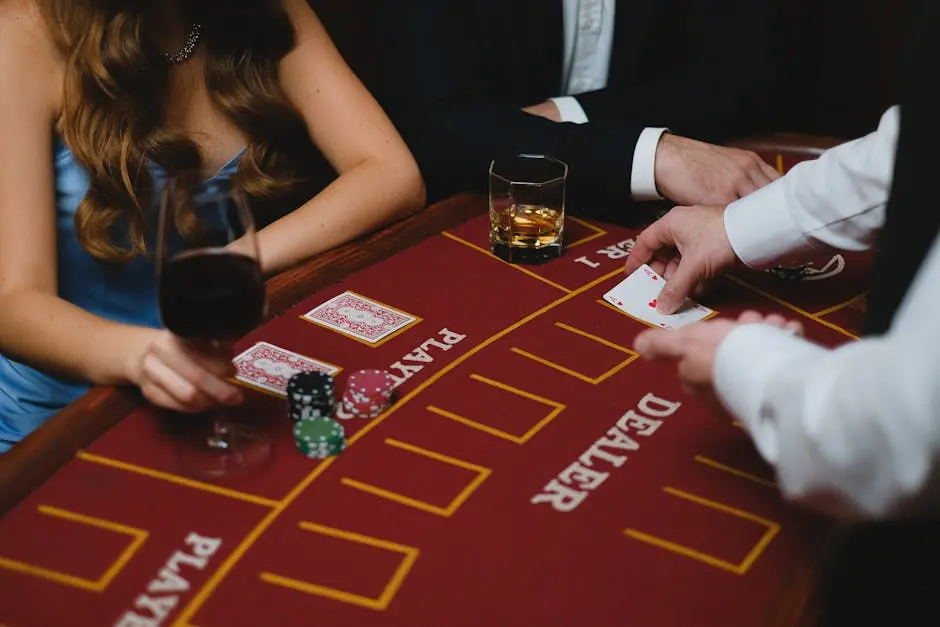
[373,0,645,212]
[574,0,781,143]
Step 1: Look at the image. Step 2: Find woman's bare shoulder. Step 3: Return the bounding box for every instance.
[0,0,64,105]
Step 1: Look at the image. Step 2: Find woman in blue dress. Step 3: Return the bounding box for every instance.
[0,0,426,451]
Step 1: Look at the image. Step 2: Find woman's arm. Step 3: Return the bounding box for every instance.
[0,2,240,412]
[0,2,152,385]
[252,0,426,275]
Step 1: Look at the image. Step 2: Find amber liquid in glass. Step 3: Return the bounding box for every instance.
[489,203,563,264]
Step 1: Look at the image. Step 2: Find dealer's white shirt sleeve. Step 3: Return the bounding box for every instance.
[548,0,667,200]
[714,105,940,520]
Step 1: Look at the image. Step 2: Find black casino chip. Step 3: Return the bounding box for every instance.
[766,265,810,281]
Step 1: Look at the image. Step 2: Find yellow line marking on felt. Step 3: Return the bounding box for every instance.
[77,452,280,508]
[341,438,491,517]
[173,458,339,626]
[510,322,640,384]
[776,153,785,175]
[441,231,572,293]
[566,216,608,248]
[624,487,780,575]
[260,522,420,611]
[727,276,858,340]
[812,292,868,318]
[694,456,777,489]
[174,267,624,624]
[427,374,566,444]
[0,506,148,592]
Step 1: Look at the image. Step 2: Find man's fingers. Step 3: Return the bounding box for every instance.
[624,217,677,275]
[634,328,687,360]
[737,310,764,324]
[663,256,681,281]
[656,261,706,314]
[748,168,773,192]
[760,159,783,181]
[735,175,759,199]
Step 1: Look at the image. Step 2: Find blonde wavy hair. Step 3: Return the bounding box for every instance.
[39,0,314,261]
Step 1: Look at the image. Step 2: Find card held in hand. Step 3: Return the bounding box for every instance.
[603,264,716,330]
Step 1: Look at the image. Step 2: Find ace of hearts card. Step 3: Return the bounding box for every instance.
[603,264,716,330]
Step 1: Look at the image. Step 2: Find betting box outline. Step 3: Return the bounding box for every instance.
[259,522,420,611]
[4,211,865,624]
[695,455,777,489]
[0,505,148,592]
[427,373,566,445]
[624,487,781,576]
[510,321,640,385]
[812,291,868,318]
[341,438,492,517]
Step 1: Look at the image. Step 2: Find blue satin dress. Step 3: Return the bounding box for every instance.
[0,137,243,452]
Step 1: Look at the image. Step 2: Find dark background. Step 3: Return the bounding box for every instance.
[309,0,919,141]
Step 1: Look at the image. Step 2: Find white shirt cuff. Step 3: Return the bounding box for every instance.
[630,127,668,201]
[549,97,589,124]
[723,181,817,268]
[713,323,827,465]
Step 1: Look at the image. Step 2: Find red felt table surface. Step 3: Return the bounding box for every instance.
[0,193,868,626]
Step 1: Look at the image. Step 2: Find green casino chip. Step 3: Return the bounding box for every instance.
[296,437,347,459]
[293,417,344,447]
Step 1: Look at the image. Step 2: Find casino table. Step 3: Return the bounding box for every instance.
[0,137,869,627]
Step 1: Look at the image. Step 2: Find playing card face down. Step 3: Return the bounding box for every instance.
[233,342,340,396]
[302,291,419,344]
[603,265,716,330]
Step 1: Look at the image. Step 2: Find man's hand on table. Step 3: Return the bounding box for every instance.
[634,311,804,413]
[625,204,741,314]
[518,106,778,207]
[654,134,781,206]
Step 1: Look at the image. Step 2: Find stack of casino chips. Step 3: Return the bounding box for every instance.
[287,371,334,421]
[288,371,346,458]
[338,369,395,419]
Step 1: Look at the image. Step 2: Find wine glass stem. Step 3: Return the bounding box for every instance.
[206,339,234,447]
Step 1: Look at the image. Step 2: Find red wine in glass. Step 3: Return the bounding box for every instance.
[156,173,271,478]
[160,250,265,341]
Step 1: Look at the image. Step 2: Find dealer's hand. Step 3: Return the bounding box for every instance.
[625,204,741,314]
[634,311,804,406]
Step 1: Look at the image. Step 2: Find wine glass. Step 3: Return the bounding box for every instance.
[155,171,270,478]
